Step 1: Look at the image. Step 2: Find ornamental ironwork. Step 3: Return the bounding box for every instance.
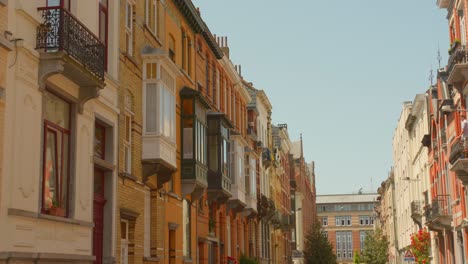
[447,43,467,75]
[36,7,105,81]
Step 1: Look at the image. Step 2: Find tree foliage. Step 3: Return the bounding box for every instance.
[304,220,337,264]
[361,228,389,264]
[353,250,361,263]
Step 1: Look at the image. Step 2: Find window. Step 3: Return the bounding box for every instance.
[335,216,351,226]
[124,93,133,174]
[359,216,373,225]
[212,63,216,106]
[145,0,158,36]
[42,91,71,217]
[183,200,191,258]
[187,36,192,76]
[121,220,129,264]
[336,231,353,260]
[144,62,176,142]
[182,30,187,72]
[360,231,367,252]
[169,35,175,62]
[99,0,108,70]
[125,1,133,55]
[205,56,210,97]
[322,217,328,226]
[94,122,106,159]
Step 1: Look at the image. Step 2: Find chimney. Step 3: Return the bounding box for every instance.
[219,36,230,58]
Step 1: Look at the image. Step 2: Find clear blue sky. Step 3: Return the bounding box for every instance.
[192,0,448,195]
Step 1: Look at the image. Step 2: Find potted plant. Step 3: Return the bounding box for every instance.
[49,199,66,217]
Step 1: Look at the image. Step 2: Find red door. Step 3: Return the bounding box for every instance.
[93,169,106,264]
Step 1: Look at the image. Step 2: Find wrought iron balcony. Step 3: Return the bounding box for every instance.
[36,6,105,112]
[425,195,451,231]
[450,137,468,185]
[262,148,272,168]
[447,43,468,86]
[37,7,104,81]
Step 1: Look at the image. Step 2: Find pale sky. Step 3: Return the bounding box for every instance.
[191,0,448,195]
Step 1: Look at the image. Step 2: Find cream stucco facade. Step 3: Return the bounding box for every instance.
[0,0,119,262]
[391,94,433,263]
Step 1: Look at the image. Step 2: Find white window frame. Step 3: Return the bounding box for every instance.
[125,1,134,55]
[121,219,129,264]
[322,216,328,226]
[124,113,132,173]
[145,0,158,36]
[143,61,176,143]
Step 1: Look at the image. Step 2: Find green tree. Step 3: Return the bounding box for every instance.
[361,228,389,264]
[304,220,337,264]
[353,250,361,263]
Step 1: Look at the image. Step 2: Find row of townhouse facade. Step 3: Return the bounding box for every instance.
[0,1,316,264]
[377,0,468,263]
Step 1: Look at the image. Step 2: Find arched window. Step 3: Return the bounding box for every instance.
[169,34,175,62]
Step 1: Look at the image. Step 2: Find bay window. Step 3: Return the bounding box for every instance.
[144,62,176,142]
[180,87,209,197]
[42,91,71,217]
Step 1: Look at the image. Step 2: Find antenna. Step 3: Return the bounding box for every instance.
[437,44,442,69]
[429,67,434,86]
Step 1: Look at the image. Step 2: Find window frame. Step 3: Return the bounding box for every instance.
[99,0,108,70]
[145,0,158,36]
[125,1,134,56]
[41,91,72,217]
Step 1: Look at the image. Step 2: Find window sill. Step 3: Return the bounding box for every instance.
[8,208,94,227]
[183,258,193,263]
[144,256,162,262]
[94,157,116,171]
[167,192,180,200]
[123,53,139,69]
[180,69,194,85]
[119,172,138,182]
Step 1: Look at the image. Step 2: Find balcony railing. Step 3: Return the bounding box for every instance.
[411,200,422,217]
[449,136,463,165]
[448,43,467,76]
[36,7,105,81]
[425,195,451,224]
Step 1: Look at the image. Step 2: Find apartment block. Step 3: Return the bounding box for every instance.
[317,194,378,264]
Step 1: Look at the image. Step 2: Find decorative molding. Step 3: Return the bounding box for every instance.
[93,157,116,171]
[8,208,94,227]
[0,0,7,7]
[0,252,95,261]
[168,222,179,230]
[120,208,139,221]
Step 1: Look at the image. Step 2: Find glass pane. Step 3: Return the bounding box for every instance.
[44,130,57,209]
[94,125,105,159]
[47,0,60,7]
[183,119,193,159]
[94,169,104,194]
[44,92,70,129]
[125,115,131,142]
[61,133,69,211]
[121,221,127,239]
[99,10,107,43]
[182,98,194,116]
[145,84,157,133]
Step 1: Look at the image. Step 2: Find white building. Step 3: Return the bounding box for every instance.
[392,94,432,263]
[0,0,119,262]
